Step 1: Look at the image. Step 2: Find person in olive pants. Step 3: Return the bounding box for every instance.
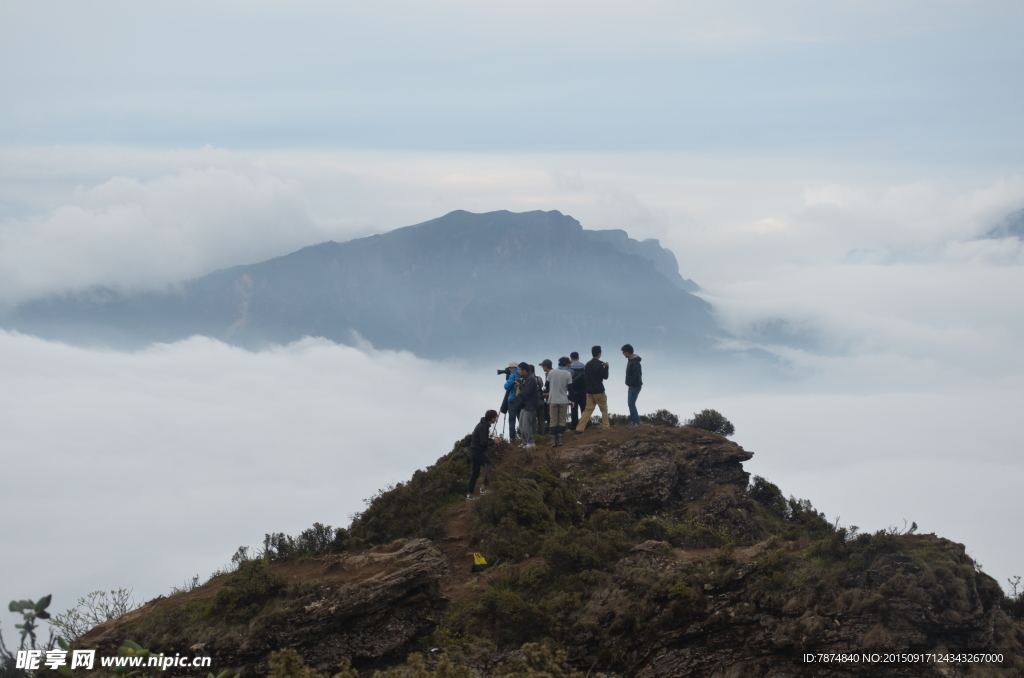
[576,345,610,433]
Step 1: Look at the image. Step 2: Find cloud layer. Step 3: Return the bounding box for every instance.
[0,331,499,617]
[1,329,1021,620]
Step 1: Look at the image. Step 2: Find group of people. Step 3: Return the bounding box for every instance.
[466,344,643,501]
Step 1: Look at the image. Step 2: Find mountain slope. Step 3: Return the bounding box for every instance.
[78,425,1024,677]
[4,210,719,358]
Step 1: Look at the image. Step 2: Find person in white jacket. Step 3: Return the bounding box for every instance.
[541,357,573,447]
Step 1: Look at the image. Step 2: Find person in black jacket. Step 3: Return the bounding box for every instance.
[568,351,586,429]
[467,410,501,501]
[575,345,610,433]
[621,343,643,427]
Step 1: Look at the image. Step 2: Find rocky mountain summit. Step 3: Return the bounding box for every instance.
[79,425,1024,677]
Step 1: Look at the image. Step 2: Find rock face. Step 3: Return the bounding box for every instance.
[566,534,1013,678]
[562,430,752,514]
[78,539,448,676]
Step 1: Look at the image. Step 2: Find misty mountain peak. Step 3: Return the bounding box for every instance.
[3,210,717,357]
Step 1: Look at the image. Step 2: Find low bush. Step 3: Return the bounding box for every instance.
[262,523,355,561]
[607,409,680,427]
[685,409,735,436]
[266,643,578,678]
[1002,576,1024,621]
[475,468,583,563]
[644,409,681,427]
[669,519,731,549]
[540,528,627,576]
[747,476,789,519]
[212,559,285,623]
[348,438,475,544]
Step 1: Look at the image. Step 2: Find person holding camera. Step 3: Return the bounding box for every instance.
[502,362,522,442]
[575,345,610,434]
[467,410,501,501]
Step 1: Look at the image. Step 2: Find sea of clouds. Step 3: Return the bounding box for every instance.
[1,146,1022,625]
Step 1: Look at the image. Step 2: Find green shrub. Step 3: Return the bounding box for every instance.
[1005,576,1024,621]
[589,509,630,533]
[667,519,731,549]
[261,523,355,561]
[644,409,680,427]
[348,438,474,544]
[747,476,788,519]
[474,468,583,563]
[685,409,735,436]
[493,643,584,678]
[470,589,546,646]
[540,528,627,576]
[608,410,680,427]
[786,497,833,538]
[480,477,555,533]
[212,559,285,623]
[633,516,669,541]
[668,581,691,599]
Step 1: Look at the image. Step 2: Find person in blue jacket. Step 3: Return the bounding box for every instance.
[503,362,523,442]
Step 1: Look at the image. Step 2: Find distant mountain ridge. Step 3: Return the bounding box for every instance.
[3,210,719,358]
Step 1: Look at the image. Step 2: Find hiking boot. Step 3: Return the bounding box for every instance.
[479,486,489,495]
[466,494,477,502]
[574,430,583,435]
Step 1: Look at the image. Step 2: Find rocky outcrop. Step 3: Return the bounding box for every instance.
[559,428,753,528]
[566,534,1017,678]
[78,539,448,677]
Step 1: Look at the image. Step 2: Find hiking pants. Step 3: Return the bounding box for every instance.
[519,409,537,445]
[469,449,491,494]
[570,399,580,429]
[549,403,568,434]
[576,393,609,432]
[627,386,642,424]
[508,403,520,441]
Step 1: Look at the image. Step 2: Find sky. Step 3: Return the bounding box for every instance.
[1,0,1023,632]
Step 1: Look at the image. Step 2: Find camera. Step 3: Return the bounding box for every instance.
[497,367,512,376]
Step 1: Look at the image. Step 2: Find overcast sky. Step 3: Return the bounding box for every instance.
[1,0,1022,629]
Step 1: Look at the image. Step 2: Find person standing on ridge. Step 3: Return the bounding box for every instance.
[575,345,610,434]
[467,410,501,501]
[542,358,572,447]
[518,364,540,448]
[568,351,586,429]
[621,344,643,427]
[503,362,522,443]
